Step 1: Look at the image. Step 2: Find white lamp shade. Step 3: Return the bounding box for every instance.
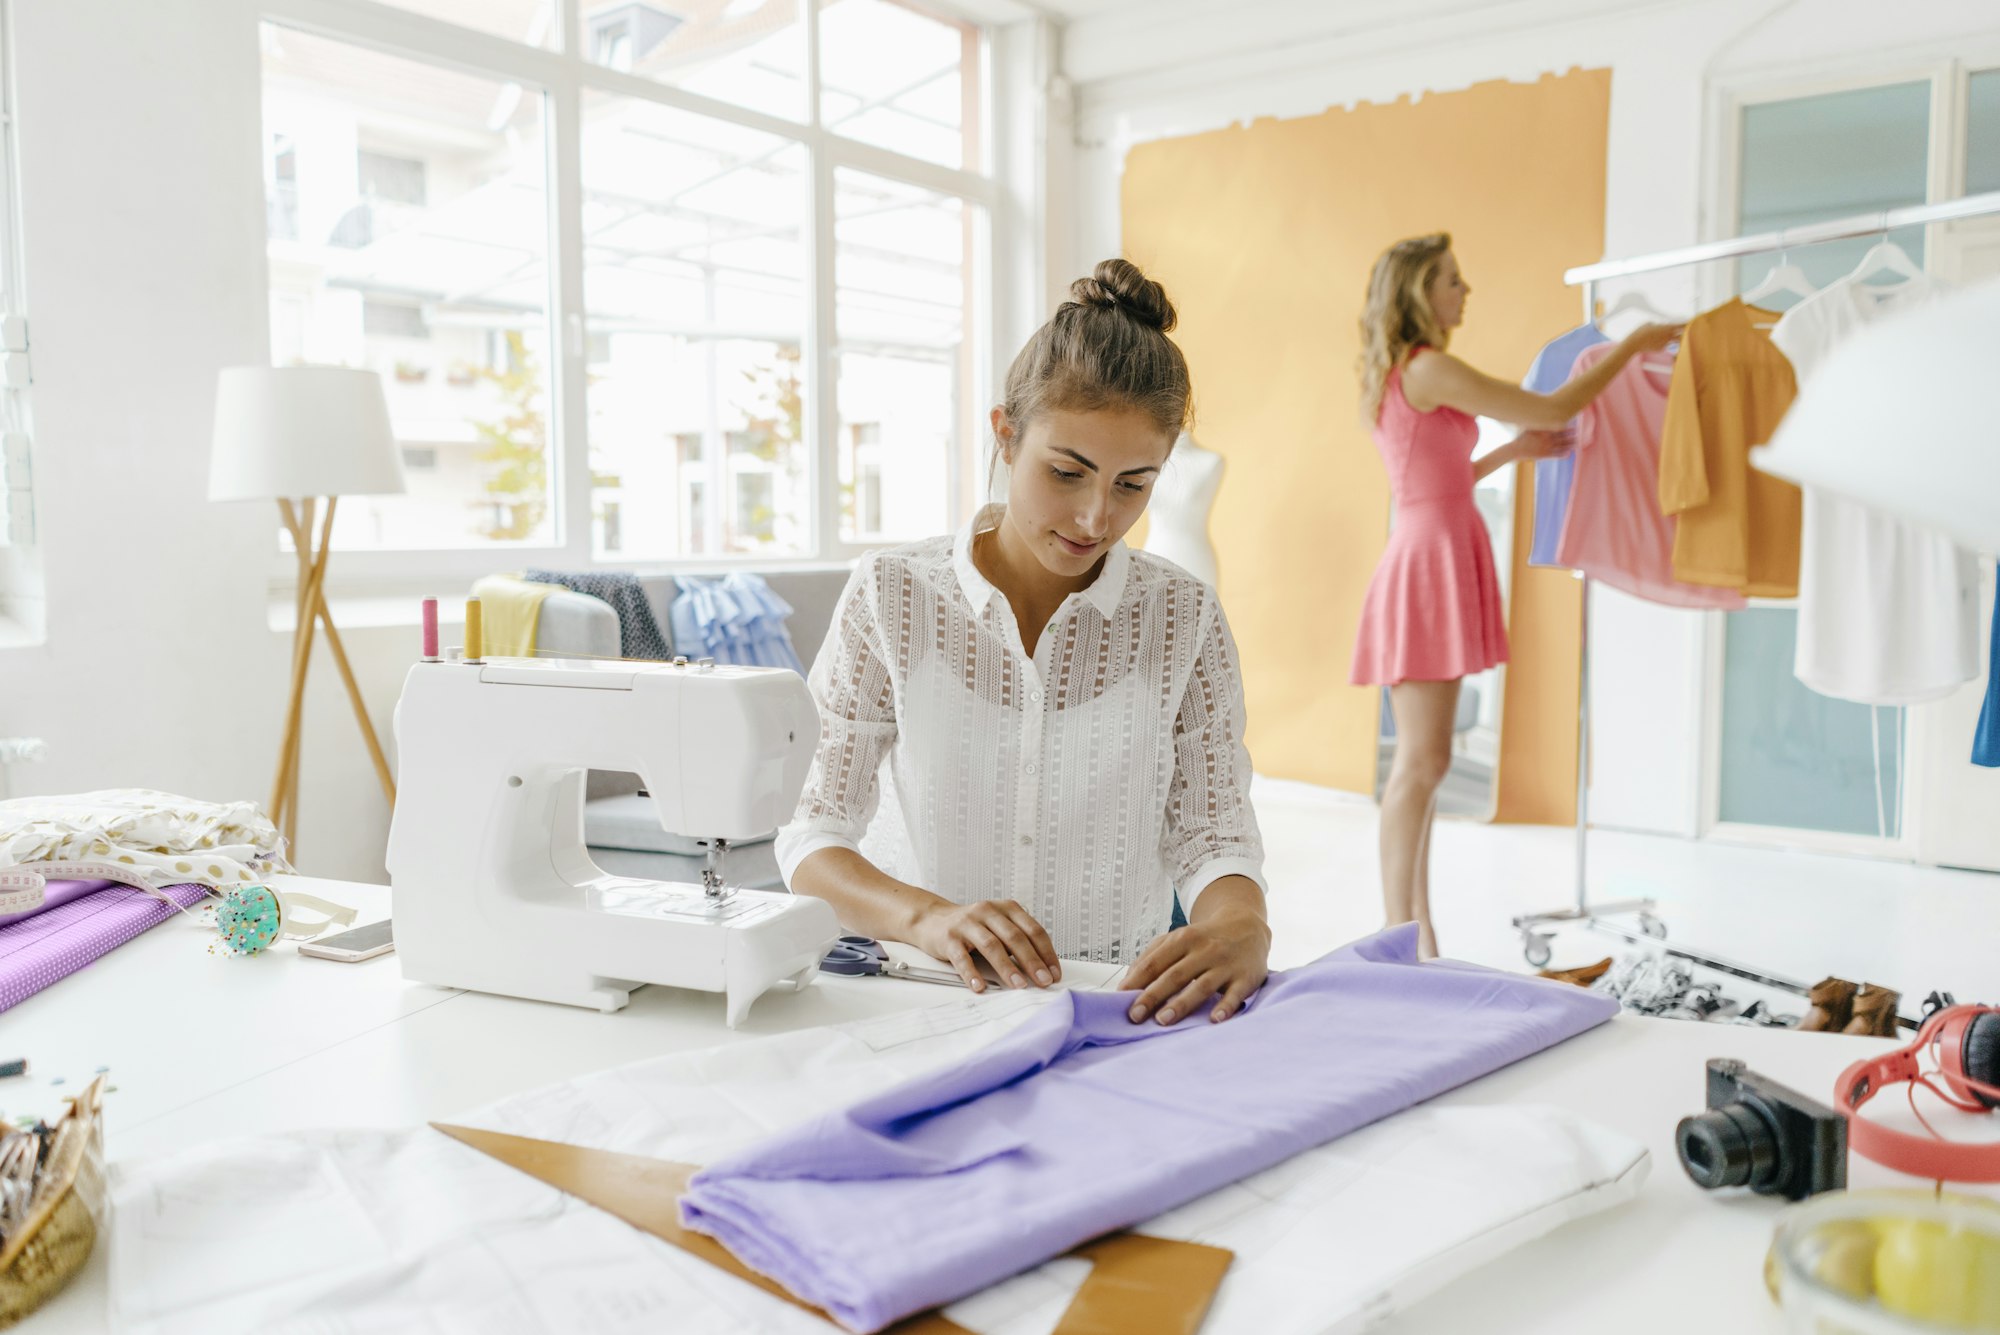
[209,366,406,501]
[1751,278,2000,555]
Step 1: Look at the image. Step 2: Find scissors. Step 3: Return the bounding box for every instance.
[819,934,968,988]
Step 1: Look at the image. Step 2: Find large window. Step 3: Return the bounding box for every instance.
[258,0,989,569]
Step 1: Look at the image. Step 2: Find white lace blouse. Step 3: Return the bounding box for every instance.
[775,505,1266,964]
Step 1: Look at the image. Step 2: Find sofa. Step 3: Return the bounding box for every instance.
[504,567,855,891]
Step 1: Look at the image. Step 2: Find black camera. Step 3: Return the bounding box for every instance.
[1675,1058,1847,1201]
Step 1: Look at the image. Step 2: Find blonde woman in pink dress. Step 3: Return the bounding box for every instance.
[1352,234,1677,957]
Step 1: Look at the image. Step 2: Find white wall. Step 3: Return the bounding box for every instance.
[0,0,410,883]
[1062,0,2000,840]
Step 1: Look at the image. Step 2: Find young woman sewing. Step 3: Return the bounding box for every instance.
[1351,233,1678,958]
[779,259,1269,1027]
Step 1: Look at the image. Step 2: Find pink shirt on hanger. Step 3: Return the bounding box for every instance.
[1556,343,1748,611]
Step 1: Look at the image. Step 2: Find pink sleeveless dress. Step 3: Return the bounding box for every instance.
[1349,352,1509,685]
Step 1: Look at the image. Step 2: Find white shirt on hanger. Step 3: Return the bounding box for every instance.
[775,504,1266,964]
[1771,277,1982,706]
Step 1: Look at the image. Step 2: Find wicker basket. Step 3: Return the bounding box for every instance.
[0,1074,107,1329]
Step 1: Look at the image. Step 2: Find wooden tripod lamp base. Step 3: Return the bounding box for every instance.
[267,496,397,855]
[209,366,408,861]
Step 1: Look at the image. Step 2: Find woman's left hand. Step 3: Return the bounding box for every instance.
[1121,903,1272,1026]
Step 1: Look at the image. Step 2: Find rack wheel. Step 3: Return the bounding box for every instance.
[1522,932,1553,969]
[1639,913,1667,939]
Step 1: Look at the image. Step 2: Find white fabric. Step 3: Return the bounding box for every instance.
[108,988,1649,1335]
[1771,280,1982,705]
[0,788,292,896]
[776,505,1265,964]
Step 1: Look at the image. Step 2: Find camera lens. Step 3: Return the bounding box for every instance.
[1677,1101,1781,1192]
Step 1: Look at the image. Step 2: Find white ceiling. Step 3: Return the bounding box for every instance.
[1022,0,1140,15]
[1052,0,1673,91]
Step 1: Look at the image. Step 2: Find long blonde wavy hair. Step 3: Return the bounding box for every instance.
[1356,232,1453,425]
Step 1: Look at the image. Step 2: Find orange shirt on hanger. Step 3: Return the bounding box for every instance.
[1657,297,1801,597]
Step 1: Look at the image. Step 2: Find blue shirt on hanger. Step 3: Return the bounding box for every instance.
[1524,322,1610,567]
[1975,564,1999,768]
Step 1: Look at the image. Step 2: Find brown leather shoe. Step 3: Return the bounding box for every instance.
[1844,984,1901,1037]
[1537,957,1613,988]
[1799,977,1858,1032]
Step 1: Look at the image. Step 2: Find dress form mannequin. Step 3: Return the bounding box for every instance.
[1142,432,1225,587]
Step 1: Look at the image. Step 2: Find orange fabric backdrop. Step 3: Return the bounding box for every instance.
[1120,68,1609,822]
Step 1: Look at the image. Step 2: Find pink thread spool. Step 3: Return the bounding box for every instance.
[420,598,439,661]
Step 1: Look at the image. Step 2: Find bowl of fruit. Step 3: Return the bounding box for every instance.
[1770,1189,2000,1333]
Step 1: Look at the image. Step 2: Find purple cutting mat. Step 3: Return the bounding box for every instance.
[0,879,211,1013]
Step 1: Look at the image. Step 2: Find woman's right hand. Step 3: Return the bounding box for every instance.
[910,898,1062,992]
[1511,428,1572,461]
[1622,321,1683,354]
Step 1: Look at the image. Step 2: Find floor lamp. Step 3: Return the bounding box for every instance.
[209,367,407,856]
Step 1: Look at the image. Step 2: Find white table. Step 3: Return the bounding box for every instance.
[7,875,1972,1333]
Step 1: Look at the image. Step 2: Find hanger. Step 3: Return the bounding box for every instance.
[1739,249,1816,308]
[1597,289,1683,372]
[1599,288,1673,325]
[1597,289,1684,373]
[1845,235,1924,289]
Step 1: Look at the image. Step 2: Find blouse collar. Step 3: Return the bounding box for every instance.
[953,504,1132,622]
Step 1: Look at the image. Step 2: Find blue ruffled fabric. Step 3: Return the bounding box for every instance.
[668,572,805,674]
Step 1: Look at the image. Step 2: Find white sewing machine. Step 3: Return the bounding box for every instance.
[385,655,840,1025]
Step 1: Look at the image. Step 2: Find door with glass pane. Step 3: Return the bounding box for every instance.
[1714,80,1930,846]
[1713,70,2000,869]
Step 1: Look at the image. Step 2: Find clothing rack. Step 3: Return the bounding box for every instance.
[1511,189,2000,1025]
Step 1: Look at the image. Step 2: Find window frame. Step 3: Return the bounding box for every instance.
[1695,49,2000,860]
[258,0,1000,594]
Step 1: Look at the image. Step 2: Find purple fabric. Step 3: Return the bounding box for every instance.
[0,877,105,924]
[0,880,210,1013]
[680,924,1618,1332]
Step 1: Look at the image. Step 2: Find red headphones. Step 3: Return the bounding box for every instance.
[1834,1003,2000,1182]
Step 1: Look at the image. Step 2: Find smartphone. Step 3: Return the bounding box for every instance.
[298,918,395,963]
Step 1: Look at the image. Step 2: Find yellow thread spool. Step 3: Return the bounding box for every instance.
[464,598,484,662]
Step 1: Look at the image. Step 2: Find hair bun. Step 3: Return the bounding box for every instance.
[1070,258,1177,333]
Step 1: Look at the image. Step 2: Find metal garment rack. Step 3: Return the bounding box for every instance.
[1510,190,2000,1017]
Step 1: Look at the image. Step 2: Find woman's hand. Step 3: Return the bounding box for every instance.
[1511,428,1571,461]
[1474,428,1567,481]
[1621,321,1683,354]
[910,898,1062,993]
[1121,903,1272,1026]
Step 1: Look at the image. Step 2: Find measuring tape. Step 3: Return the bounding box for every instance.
[0,868,44,916]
